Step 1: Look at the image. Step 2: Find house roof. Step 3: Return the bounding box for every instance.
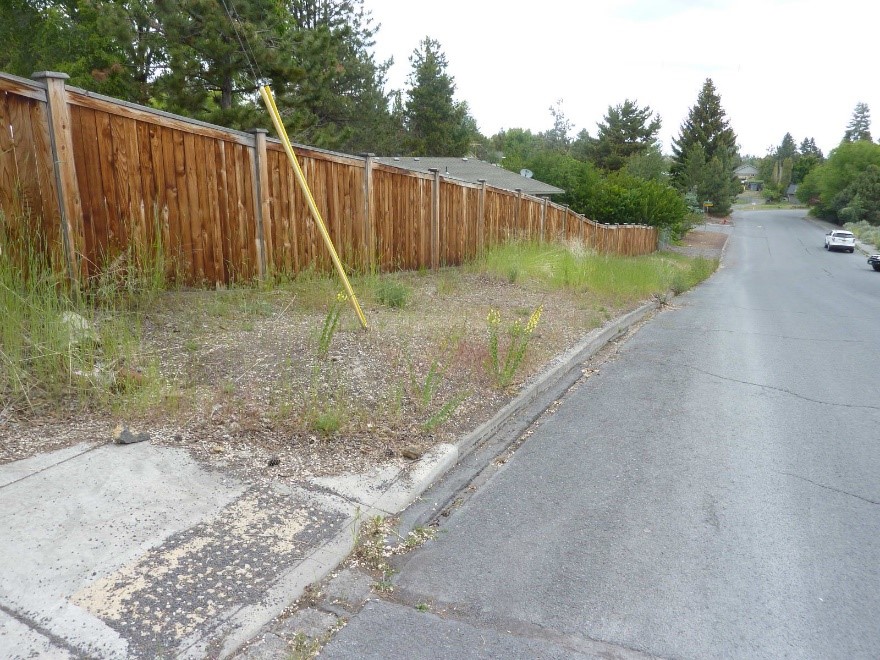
[734,164,759,176]
[373,156,564,197]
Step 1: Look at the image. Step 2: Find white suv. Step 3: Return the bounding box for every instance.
[825,230,855,253]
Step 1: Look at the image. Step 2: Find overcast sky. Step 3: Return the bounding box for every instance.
[364,0,880,158]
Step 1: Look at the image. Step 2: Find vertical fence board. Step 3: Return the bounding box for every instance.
[0,92,16,217]
[27,101,62,248]
[181,133,203,281]
[72,107,107,274]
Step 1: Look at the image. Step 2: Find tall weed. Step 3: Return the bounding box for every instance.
[0,205,157,411]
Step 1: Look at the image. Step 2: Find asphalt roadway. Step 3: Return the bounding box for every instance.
[321,210,880,659]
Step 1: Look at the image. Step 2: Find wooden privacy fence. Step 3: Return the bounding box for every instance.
[0,71,658,287]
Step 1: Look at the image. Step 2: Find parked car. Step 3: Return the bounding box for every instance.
[825,230,855,252]
[869,254,880,271]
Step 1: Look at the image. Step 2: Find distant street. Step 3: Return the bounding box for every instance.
[321,209,880,659]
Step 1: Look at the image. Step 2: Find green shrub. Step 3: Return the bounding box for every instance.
[374,279,411,308]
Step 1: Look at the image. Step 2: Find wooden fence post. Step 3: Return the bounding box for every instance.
[515,188,522,238]
[477,179,486,256]
[360,152,375,270]
[32,71,82,288]
[429,168,440,270]
[540,197,548,243]
[249,129,270,278]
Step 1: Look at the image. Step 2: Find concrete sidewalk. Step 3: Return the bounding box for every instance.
[0,239,730,658]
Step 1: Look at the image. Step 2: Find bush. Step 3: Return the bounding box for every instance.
[586,173,690,238]
[844,220,880,248]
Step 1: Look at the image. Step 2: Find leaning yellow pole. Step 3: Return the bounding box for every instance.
[259,85,368,329]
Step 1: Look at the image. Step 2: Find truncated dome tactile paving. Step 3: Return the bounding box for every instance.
[71,484,346,657]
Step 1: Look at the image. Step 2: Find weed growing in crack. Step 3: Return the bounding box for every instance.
[398,525,438,550]
[351,514,395,589]
[350,516,439,594]
[486,304,543,389]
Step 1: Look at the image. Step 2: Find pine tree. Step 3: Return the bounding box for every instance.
[403,37,474,156]
[588,99,661,172]
[0,0,148,101]
[278,0,395,151]
[777,132,797,160]
[799,137,823,160]
[671,78,737,185]
[843,102,872,142]
[153,0,294,127]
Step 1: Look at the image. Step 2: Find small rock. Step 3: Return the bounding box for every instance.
[112,424,150,445]
[401,446,422,461]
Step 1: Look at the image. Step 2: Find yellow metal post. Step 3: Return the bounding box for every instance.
[259,86,368,329]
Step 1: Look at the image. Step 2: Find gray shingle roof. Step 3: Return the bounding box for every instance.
[734,164,759,176]
[373,157,564,197]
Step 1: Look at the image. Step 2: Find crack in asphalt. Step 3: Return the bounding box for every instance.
[653,359,880,411]
[384,588,665,660]
[0,602,89,659]
[779,472,880,506]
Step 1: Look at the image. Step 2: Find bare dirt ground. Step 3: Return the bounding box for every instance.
[0,229,728,484]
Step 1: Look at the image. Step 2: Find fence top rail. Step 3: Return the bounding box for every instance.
[264,138,365,168]
[0,72,48,102]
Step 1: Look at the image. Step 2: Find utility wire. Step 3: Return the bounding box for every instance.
[219,0,264,87]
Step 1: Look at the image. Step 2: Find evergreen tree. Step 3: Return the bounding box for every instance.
[670,78,738,214]
[791,137,823,184]
[671,78,737,184]
[0,0,147,101]
[843,102,872,143]
[153,0,294,127]
[278,0,394,151]
[403,37,474,156]
[799,137,823,160]
[702,156,737,215]
[777,132,798,161]
[587,99,661,172]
